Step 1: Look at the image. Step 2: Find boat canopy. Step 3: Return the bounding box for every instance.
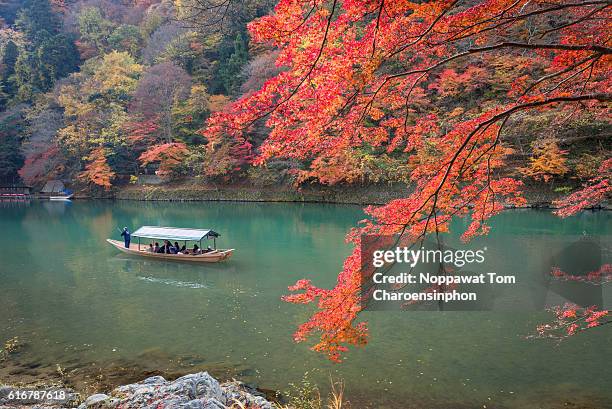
[131,226,220,241]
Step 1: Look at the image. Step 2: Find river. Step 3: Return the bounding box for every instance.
[0,200,610,408]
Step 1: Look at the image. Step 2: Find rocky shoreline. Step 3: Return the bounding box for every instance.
[0,372,274,409]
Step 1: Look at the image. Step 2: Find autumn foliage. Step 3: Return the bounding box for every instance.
[203,0,612,360]
[79,147,115,189]
[521,139,569,182]
[139,142,189,179]
[554,158,612,217]
[532,304,610,340]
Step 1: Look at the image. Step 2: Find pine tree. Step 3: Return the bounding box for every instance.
[1,40,19,98]
[12,0,79,101]
[15,0,61,43]
[0,109,25,183]
[219,32,248,95]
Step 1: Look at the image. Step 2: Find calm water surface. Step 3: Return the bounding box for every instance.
[0,200,610,408]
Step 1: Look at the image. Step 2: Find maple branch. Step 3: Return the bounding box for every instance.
[362,41,608,133]
[544,59,600,94]
[538,4,611,38]
[371,0,385,57]
[387,0,459,58]
[442,1,612,43]
[522,54,601,95]
[393,42,612,79]
[244,0,338,128]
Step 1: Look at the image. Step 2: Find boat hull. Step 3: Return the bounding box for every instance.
[106,239,233,263]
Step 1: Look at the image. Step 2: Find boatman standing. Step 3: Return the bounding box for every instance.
[121,227,131,248]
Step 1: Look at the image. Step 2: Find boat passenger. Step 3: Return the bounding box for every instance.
[158,240,170,253]
[174,242,181,253]
[192,244,201,255]
[179,244,187,253]
[147,243,154,252]
[120,227,131,248]
[153,242,160,252]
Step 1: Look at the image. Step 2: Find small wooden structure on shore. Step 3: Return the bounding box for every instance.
[0,185,31,198]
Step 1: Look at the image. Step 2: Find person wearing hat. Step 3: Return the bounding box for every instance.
[120,227,131,248]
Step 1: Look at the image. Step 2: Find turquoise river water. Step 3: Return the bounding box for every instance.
[0,200,610,408]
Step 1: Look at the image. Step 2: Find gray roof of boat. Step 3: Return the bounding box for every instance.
[131,226,220,241]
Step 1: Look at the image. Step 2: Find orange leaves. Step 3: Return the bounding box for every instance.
[79,147,115,189]
[283,246,368,362]
[139,142,189,179]
[125,118,159,145]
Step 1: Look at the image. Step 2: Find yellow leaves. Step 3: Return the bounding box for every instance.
[57,125,85,157]
[298,149,411,185]
[55,51,140,161]
[57,83,91,118]
[521,139,569,182]
[92,51,143,94]
[449,107,464,118]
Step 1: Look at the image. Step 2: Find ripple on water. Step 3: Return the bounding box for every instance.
[136,276,208,289]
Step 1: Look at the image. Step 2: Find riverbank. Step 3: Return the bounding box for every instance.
[113,182,407,205]
[0,372,274,408]
[109,180,594,208]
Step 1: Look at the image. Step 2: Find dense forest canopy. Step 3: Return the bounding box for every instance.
[0,0,274,186]
[0,0,610,359]
[0,0,607,190]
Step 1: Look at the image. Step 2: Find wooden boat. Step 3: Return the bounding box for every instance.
[107,226,234,263]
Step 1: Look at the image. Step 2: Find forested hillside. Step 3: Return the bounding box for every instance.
[0,0,275,188]
[0,0,609,197]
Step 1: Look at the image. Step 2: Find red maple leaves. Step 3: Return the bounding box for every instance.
[139,142,189,179]
[203,0,611,360]
[532,304,610,340]
[554,159,612,217]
